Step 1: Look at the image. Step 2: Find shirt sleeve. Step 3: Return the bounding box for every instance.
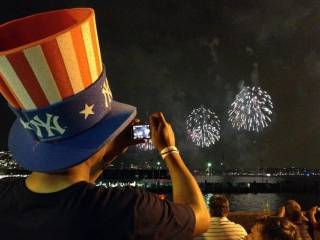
[132,189,195,240]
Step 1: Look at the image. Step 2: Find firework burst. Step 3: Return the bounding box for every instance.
[136,139,155,151]
[186,106,221,148]
[228,86,273,132]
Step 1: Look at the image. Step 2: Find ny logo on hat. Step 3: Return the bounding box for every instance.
[102,80,112,108]
[20,114,66,138]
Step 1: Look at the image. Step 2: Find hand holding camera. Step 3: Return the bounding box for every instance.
[149,112,176,151]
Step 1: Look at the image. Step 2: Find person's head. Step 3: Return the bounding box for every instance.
[208,195,229,217]
[247,217,299,240]
[263,217,299,240]
[285,200,303,222]
[35,138,112,178]
[47,121,134,181]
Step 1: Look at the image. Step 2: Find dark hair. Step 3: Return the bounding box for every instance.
[263,217,299,240]
[208,195,229,217]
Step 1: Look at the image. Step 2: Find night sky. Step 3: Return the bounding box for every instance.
[1,0,320,169]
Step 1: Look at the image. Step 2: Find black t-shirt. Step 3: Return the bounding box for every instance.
[0,177,195,240]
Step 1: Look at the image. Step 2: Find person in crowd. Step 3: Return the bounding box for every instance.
[277,200,312,240]
[195,195,247,240]
[244,217,300,240]
[0,8,210,240]
[308,206,320,240]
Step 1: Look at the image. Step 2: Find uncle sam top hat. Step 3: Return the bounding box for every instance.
[0,8,136,172]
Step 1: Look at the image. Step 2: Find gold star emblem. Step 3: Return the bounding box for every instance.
[80,104,95,119]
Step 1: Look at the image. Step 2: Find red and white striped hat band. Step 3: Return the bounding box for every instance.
[0,8,103,111]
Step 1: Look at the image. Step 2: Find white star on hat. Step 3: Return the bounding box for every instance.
[80,104,95,119]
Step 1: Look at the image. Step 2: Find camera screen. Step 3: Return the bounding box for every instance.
[133,125,151,139]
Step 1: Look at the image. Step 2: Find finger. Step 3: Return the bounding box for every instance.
[150,112,160,119]
[120,147,128,155]
[132,118,140,124]
[159,112,167,124]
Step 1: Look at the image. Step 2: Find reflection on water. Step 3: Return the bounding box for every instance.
[196,175,283,183]
[2,175,319,212]
[98,175,320,212]
[204,193,320,211]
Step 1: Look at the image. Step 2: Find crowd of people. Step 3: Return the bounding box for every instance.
[195,195,320,240]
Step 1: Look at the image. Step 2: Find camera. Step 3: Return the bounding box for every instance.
[132,124,151,140]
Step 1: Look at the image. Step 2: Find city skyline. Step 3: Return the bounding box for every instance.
[1,0,320,169]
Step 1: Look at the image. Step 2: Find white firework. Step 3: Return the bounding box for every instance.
[186,106,221,148]
[136,139,155,151]
[228,86,273,132]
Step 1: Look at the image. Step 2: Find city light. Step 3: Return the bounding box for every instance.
[0,150,320,177]
[207,162,212,176]
[136,139,155,151]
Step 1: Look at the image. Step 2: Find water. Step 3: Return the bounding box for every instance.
[193,175,320,211]
[4,174,320,212]
[195,174,316,183]
[98,175,320,212]
[99,175,320,212]
[204,193,320,212]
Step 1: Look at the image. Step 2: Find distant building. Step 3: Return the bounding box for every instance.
[0,151,25,173]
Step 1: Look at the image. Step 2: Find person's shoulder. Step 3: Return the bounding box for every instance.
[0,177,23,189]
[79,185,151,221]
[82,183,146,197]
[79,184,148,206]
[0,177,23,195]
[232,221,246,229]
[234,223,247,234]
[0,176,22,183]
[106,186,150,203]
[226,219,247,233]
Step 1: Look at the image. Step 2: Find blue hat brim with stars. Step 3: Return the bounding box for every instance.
[9,101,136,172]
[8,68,137,172]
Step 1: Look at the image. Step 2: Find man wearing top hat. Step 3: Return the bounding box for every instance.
[0,8,210,239]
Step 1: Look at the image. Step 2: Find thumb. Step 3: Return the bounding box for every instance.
[159,112,167,124]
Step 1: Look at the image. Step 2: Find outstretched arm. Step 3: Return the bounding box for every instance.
[277,206,286,217]
[309,206,318,225]
[150,112,210,236]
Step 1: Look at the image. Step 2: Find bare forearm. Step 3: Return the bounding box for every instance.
[164,153,210,235]
[148,112,210,235]
[310,214,317,225]
[165,154,202,204]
